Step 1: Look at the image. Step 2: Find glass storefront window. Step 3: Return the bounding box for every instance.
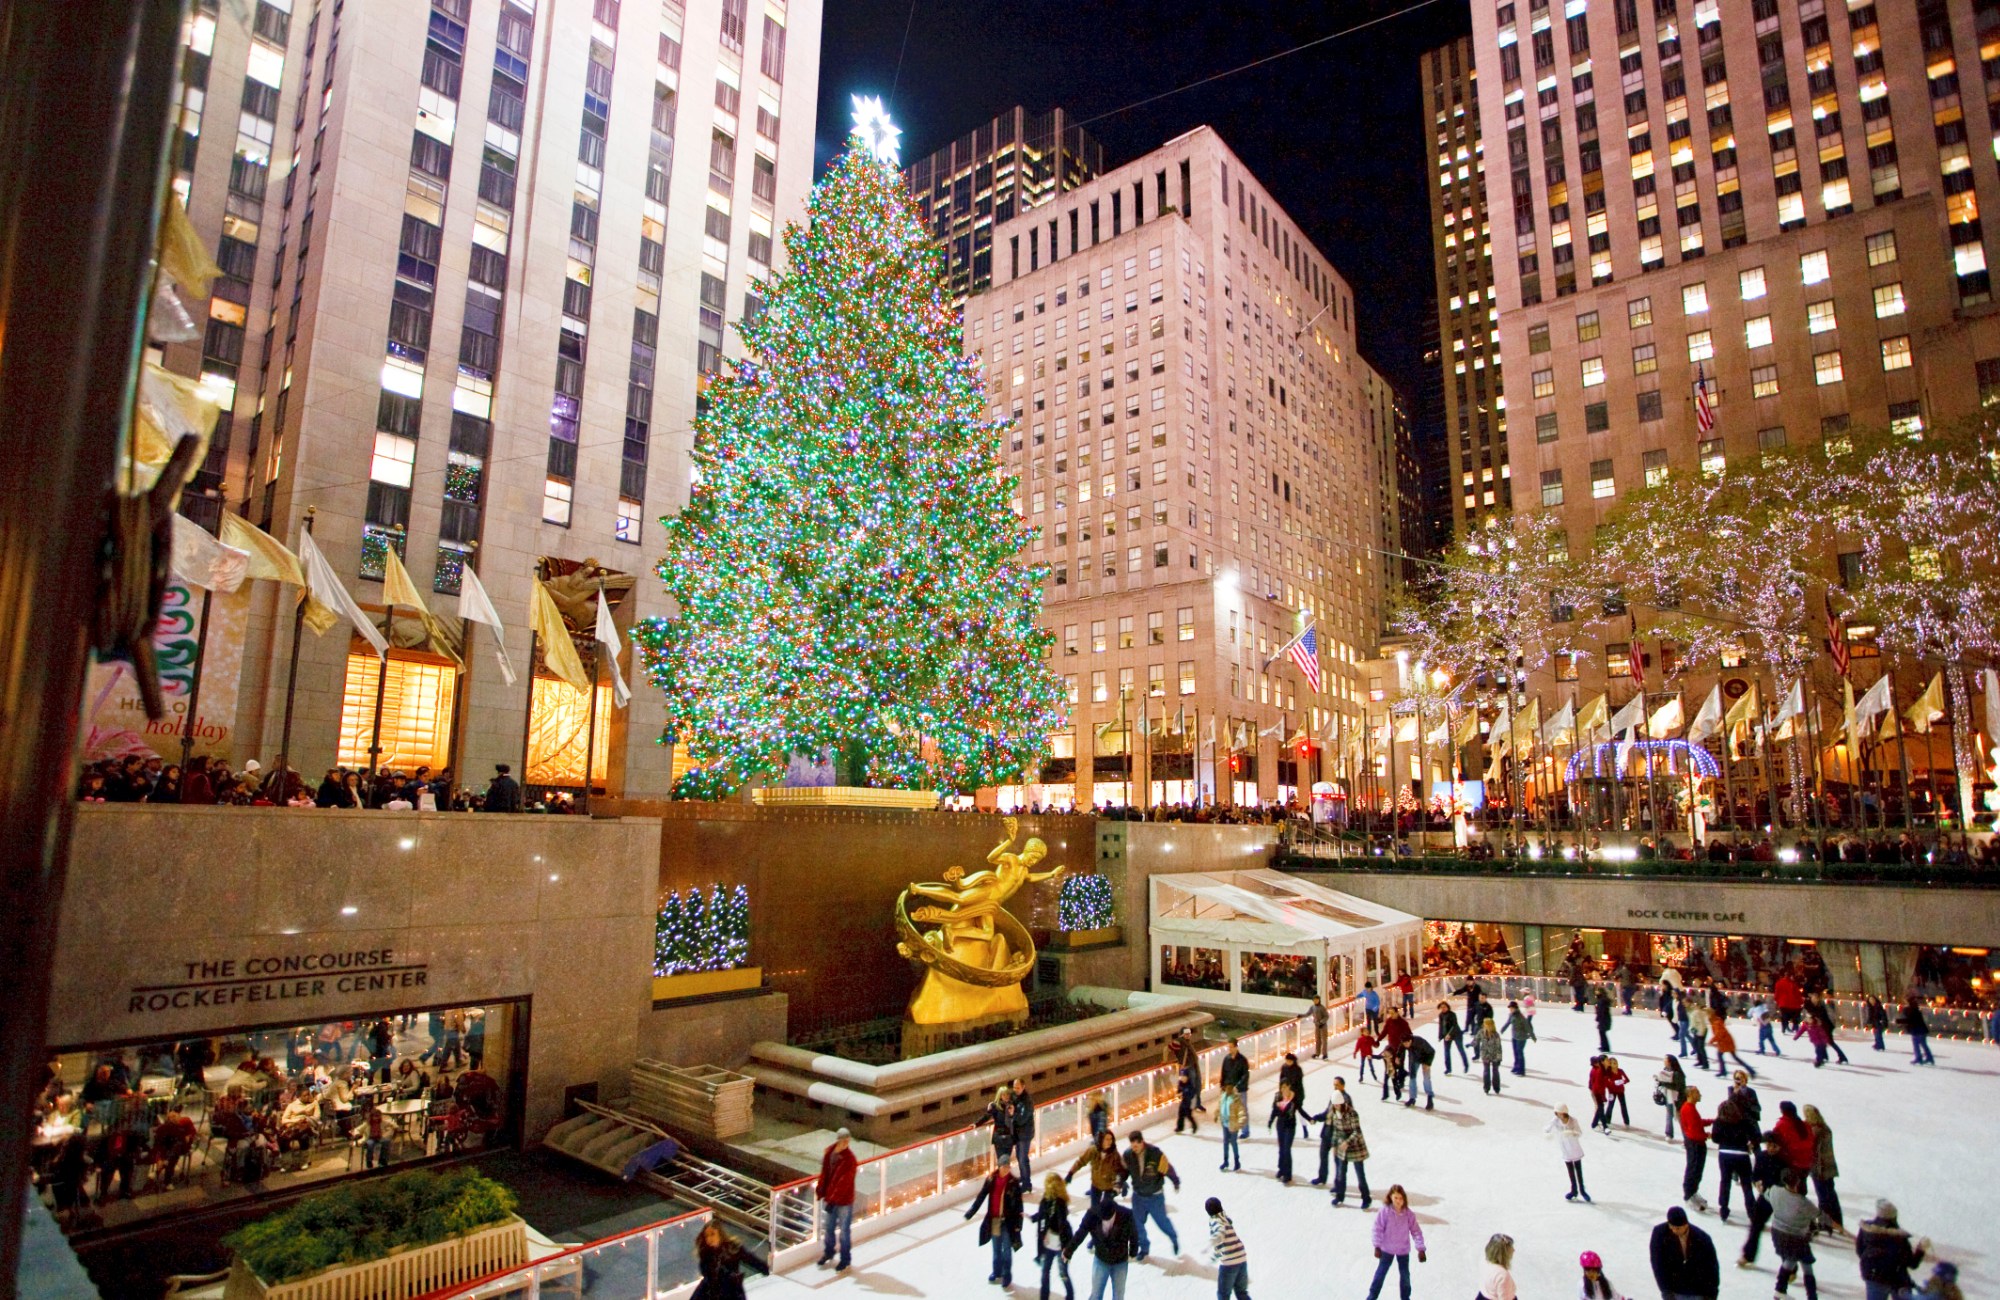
[1240,952,1317,999]
[36,1000,523,1233]
[1159,945,1227,991]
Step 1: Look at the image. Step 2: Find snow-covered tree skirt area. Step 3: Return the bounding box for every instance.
[751,1005,1992,1298]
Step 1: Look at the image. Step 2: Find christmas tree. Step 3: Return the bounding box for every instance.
[637,134,1065,792]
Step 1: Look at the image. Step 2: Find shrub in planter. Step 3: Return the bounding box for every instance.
[224,1169,518,1284]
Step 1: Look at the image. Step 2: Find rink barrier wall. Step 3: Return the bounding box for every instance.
[1483,972,1998,1040]
[423,976,1460,1300]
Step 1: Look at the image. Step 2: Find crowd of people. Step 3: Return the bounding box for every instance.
[74,754,605,814]
[832,958,1973,1300]
[33,1013,503,1227]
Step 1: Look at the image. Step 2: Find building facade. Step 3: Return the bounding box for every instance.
[1361,359,1418,606]
[966,127,1389,809]
[157,0,821,798]
[905,106,1104,304]
[1423,35,1509,536]
[1465,0,2000,701]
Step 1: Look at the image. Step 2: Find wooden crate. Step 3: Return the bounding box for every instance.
[628,1059,755,1139]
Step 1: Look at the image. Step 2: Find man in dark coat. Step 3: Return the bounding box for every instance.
[483,763,522,812]
[1650,1206,1721,1300]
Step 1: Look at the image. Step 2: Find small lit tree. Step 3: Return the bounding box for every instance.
[1852,419,2000,824]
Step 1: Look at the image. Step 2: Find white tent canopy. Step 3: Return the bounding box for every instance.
[1151,870,1423,1013]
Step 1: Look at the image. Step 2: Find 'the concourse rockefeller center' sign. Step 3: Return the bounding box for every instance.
[127,948,431,1015]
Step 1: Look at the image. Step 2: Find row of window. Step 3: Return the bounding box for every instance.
[1060,609,1198,653]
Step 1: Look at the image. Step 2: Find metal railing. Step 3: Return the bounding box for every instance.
[425,976,1460,1300]
[1280,844,2000,888]
[1461,972,1997,1040]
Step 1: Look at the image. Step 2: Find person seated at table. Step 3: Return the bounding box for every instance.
[150,1104,198,1184]
[393,1059,430,1099]
[360,1100,392,1169]
[452,1070,502,1141]
[276,1090,321,1161]
[80,1063,120,1106]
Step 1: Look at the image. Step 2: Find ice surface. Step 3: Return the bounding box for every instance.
[745,1006,1995,1298]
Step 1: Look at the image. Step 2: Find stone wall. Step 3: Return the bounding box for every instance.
[56,805,661,1138]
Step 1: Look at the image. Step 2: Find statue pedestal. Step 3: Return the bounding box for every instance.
[901,1008,1030,1058]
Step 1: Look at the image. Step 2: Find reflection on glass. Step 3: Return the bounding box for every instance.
[1240,952,1318,999]
[1159,944,1228,991]
[36,1001,518,1233]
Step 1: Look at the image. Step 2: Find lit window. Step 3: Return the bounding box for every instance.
[1813,350,1844,385]
[1739,266,1766,299]
[370,432,417,487]
[1178,606,1195,641]
[1591,458,1616,498]
[1758,426,1787,463]
[1644,448,1669,486]
[1699,437,1725,477]
[1179,661,1196,696]
[1628,296,1653,327]
[1880,335,1913,370]
[1533,368,1556,397]
[1865,230,1898,266]
[1800,249,1830,284]
[1889,400,1925,437]
[542,477,573,525]
[1744,316,1773,348]
[1873,282,1905,318]
[1682,282,1709,314]
[1751,365,1779,398]
[1633,343,1658,374]
[1540,468,1564,506]
[615,498,641,542]
[1686,330,1714,361]
[1806,299,1837,333]
[1577,310,1601,342]
[1581,356,1606,387]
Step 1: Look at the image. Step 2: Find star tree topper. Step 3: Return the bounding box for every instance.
[850,94,902,165]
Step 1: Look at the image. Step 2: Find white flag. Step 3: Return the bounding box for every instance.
[169,515,249,593]
[1985,668,2000,746]
[595,588,630,709]
[1771,679,1804,733]
[1649,695,1685,737]
[1852,673,1892,726]
[1686,685,1723,744]
[1541,699,1575,748]
[1609,693,1645,738]
[1487,703,1512,755]
[456,564,518,686]
[298,529,386,658]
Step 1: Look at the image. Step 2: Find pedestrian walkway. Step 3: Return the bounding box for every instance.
[742,1004,1995,1296]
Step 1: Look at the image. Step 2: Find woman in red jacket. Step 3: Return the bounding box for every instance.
[1601,1056,1631,1129]
[1772,1100,1816,1174]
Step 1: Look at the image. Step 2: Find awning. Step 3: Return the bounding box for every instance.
[1151,869,1420,950]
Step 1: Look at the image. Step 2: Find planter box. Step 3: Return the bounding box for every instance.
[751,785,938,811]
[652,966,761,1002]
[1047,925,1122,950]
[224,1217,526,1300]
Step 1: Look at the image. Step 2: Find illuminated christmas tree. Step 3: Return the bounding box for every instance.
[637,132,1065,792]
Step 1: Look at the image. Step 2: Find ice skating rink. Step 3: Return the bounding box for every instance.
[749,1005,1994,1297]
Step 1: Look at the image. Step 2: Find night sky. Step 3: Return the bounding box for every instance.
[811,0,1473,400]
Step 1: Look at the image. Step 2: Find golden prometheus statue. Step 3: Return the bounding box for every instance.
[896,818,1065,1028]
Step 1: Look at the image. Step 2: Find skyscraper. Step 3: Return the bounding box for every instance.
[1422,35,1508,536]
[1460,0,2000,698]
[967,126,1387,809]
[155,0,822,797]
[905,106,1103,303]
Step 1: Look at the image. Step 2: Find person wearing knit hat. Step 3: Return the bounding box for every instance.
[1858,1199,1931,1300]
[1579,1249,1629,1300]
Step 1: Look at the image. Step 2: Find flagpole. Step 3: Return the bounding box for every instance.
[273,506,317,798]
[366,599,394,779]
[443,593,475,804]
[521,621,540,790]
[1717,673,1738,843]
[1801,679,1825,855]
[1759,674,1782,836]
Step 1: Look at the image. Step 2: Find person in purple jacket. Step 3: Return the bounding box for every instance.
[1365,1184,1428,1300]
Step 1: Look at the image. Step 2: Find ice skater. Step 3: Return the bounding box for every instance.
[1266,1082,1302,1185]
[1322,1082,1371,1208]
[1547,1103,1592,1202]
[1404,1035,1435,1109]
[1121,1131,1180,1260]
[963,1161,1024,1286]
[1477,1016,1505,1095]
[1767,1170,1822,1300]
[1435,1000,1467,1074]
[1654,1054,1686,1140]
[1031,1176,1077,1300]
[1710,1096,1757,1224]
[1901,996,1936,1064]
[1577,1249,1628,1299]
[1064,1195,1137,1300]
[1354,1026,1380,1082]
[1364,1185,1426,1300]
[1863,995,1889,1052]
[1064,1129,1124,1215]
[1752,994,1783,1056]
[1174,1057,1201,1134]
[1477,1233,1518,1300]
[1599,1056,1631,1129]
[1310,994,1329,1060]
[1503,1000,1537,1075]
[1801,997,1849,1067]
[1362,980,1383,1036]
[1596,986,1615,1052]
[1802,1105,1843,1236]
[1206,1197,1251,1300]
[1217,1084,1246,1172]
[1678,1085,1711,1211]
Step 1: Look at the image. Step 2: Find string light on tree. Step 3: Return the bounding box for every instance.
[635,136,1067,795]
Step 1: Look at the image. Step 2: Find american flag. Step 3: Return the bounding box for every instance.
[1629,611,1647,691]
[1824,589,1851,680]
[1288,624,1323,694]
[1693,363,1716,433]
